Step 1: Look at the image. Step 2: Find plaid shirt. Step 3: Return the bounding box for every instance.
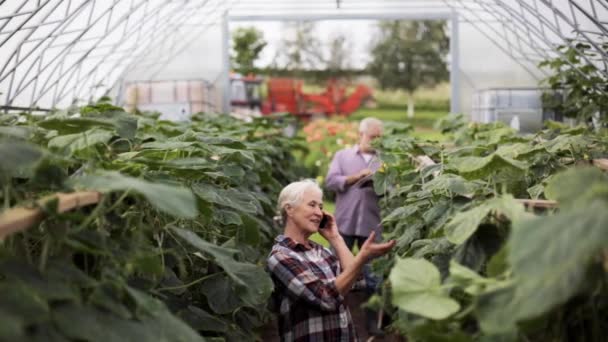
[267,235,359,342]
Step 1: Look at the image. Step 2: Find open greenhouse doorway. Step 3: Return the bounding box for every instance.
[222,13,460,120]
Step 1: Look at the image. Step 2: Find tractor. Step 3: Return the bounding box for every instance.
[230,74,373,120]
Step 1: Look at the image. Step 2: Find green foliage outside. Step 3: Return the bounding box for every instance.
[353,82,450,141]
[231,27,267,75]
[368,20,450,117]
[539,38,608,125]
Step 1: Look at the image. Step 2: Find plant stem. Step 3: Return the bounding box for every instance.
[22,233,32,264]
[157,272,222,291]
[106,190,131,213]
[39,237,50,271]
[76,196,106,231]
[3,182,10,210]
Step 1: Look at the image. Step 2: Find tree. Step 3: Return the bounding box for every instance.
[326,32,353,75]
[274,21,324,71]
[368,20,449,117]
[231,27,267,75]
[271,22,354,82]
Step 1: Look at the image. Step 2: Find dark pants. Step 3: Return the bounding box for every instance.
[341,234,381,295]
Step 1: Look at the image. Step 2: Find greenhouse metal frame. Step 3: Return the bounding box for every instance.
[0,0,606,113]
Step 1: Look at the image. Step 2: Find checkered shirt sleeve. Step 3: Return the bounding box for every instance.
[267,249,344,311]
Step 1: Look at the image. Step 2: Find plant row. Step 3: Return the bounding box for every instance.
[0,101,309,341]
[373,115,608,341]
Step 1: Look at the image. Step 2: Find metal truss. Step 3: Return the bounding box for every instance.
[0,0,606,111]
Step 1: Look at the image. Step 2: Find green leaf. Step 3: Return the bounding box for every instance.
[213,208,243,226]
[448,261,497,296]
[193,184,259,214]
[171,227,239,261]
[393,221,423,251]
[0,309,24,340]
[423,174,481,196]
[476,284,518,334]
[0,126,34,139]
[48,128,114,154]
[411,238,452,258]
[445,195,525,245]
[389,257,460,320]
[494,142,545,159]
[52,303,152,342]
[208,145,255,164]
[507,200,608,321]
[89,286,133,319]
[140,141,197,150]
[450,153,527,180]
[171,227,273,307]
[542,134,588,154]
[382,205,418,224]
[0,282,50,324]
[38,117,116,134]
[125,286,165,317]
[178,305,228,332]
[0,141,44,177]
[238,214,261,246]
[544,167,608,209]
[68,171,198,218]
[201,273,243,314]
[526,183,544,199]
[39,115,137,139]
[229,261,273,307]
[0,261,80,302]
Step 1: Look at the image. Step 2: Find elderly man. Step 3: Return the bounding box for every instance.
[325,117,385,336]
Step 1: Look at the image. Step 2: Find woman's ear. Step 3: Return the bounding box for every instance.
[284,204,294,217]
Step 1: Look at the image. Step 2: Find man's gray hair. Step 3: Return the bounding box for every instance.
[359,117,383,133]
[277,179,323,225]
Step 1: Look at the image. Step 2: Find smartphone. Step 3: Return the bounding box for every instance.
[319,214,329,229]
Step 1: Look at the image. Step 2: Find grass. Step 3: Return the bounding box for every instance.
[349,82,450,141]
[351,105,448,142]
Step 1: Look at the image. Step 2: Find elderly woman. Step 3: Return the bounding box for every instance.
[267,180,395,341]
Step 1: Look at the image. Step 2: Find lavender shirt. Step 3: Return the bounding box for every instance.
[325,145,382,239]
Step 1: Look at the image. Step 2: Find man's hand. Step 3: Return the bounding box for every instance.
[358,231,396,261]
[346,168,373,185]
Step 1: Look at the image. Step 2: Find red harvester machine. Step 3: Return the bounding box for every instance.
[230,75,373,119]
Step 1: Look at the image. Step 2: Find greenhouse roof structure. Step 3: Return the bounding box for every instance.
[0,0,606,114]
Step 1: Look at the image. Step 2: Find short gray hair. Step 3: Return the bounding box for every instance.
[359,117,383,133]
[277,179,322,225]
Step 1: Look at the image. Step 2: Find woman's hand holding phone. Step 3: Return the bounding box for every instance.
[318,212,341,243]
[319,214,329,229]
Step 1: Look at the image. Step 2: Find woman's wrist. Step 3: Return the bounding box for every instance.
[327,234,344,245]
[354,250,369,264]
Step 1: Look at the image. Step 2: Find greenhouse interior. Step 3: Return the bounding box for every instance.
[0,0,607,341]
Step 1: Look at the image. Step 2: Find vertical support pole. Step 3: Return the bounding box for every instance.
[221,11,231,114]
[450,11,460,114]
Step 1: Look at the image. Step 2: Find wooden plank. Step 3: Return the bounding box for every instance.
[0,191,102,240]
[593,158,608,171]
[516,199,558,209]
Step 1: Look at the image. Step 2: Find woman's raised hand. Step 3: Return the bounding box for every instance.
[358,231,396,261]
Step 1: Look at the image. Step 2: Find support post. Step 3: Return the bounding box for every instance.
[450,11,460,114]
[221,11,231,114]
